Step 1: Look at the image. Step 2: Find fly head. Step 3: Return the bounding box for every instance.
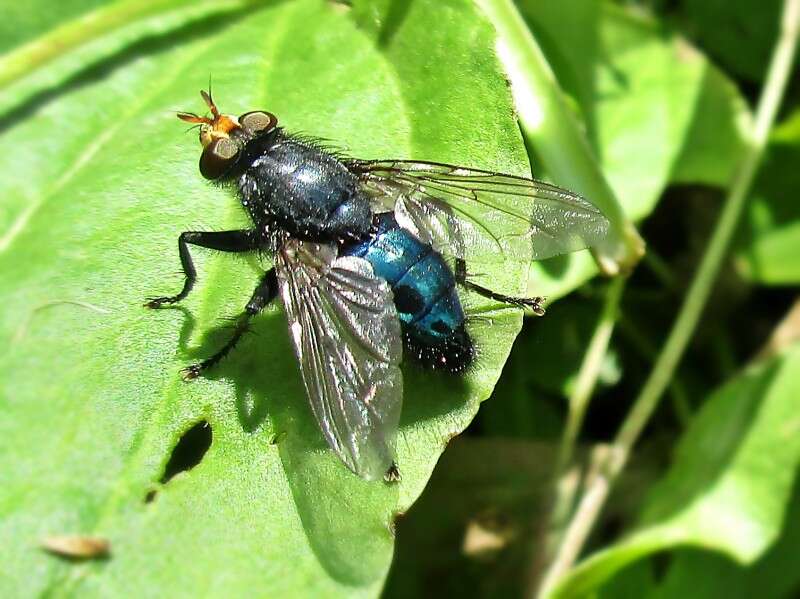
[177,90,278,180]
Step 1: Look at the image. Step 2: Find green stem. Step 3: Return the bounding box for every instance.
[616,317,693,427]
[556,277,625,475]
[525,277,625,596]
[539,0,800,595]
[475,0,645,275]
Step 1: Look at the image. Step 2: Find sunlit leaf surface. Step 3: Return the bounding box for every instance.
[0,0,543,594]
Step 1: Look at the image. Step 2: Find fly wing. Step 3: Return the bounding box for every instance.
[275,239,403,480]
[349,159,610,265]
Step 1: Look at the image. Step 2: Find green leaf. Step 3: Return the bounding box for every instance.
[683,0,783,83]
[0,0,246,93]
[0,0,539,595]
[667,64,753,188]
[519,1,751,299]
[599,480,800,598]
[0,0,112,53]
[551,343,800,598]
[645,480,800,599]
[598,560,657,599]
[736,110,800,285]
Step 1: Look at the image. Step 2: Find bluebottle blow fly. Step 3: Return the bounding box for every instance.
[146,90,609,480]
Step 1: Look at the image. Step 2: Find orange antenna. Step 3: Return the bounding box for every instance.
[177,111,212,125]
[200,89,220,118]
[176,88,239,145]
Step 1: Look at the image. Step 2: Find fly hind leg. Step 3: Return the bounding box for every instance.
[182,268,279,379]
[454,259,545,316]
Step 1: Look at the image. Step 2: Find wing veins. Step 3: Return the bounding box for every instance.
[350,158,610,276]
[395,175,507,253]
[276,240,403,479]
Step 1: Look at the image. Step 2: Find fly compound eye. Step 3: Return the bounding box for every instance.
[199,137,239,180]
[239,111,277,135]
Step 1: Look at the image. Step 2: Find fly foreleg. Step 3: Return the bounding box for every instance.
[145,229,261,308]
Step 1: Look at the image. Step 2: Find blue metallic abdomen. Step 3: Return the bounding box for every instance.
[343,213,473,371]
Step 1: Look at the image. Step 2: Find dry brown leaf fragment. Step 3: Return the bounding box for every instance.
[41,535,110,559]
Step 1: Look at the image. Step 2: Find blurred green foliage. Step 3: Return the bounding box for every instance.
[0,0,798,598]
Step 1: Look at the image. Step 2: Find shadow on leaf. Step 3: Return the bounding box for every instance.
[180,308,403,585]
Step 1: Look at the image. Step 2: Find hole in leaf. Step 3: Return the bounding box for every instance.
[160,420,212,484]
[144,490,157,504]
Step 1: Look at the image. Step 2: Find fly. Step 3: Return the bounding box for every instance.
[146,90,610,480]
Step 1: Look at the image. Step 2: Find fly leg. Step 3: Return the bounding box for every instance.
[145,230,261,308]
[454,259,546,315]
[182,268,279,379]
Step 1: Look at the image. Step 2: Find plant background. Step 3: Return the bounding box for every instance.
[0,0,798,597]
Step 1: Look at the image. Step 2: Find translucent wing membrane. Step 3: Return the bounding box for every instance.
[275,239,403,480]
[349,160,610,264]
